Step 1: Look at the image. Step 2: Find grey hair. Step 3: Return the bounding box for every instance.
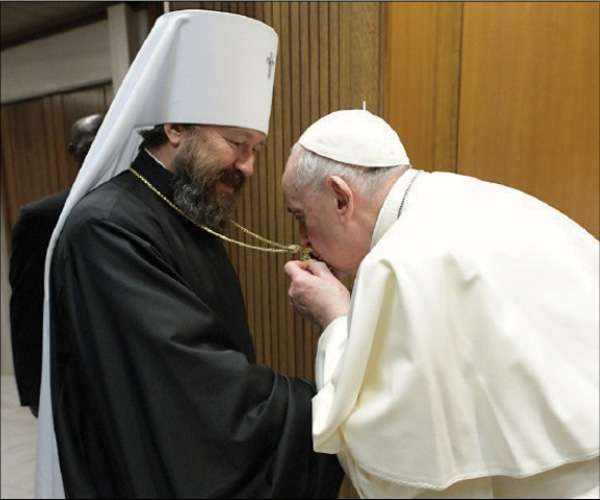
[291,143,409,195]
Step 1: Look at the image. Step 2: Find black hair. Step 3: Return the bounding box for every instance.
[138,124,198,150]
[138,125,168,150]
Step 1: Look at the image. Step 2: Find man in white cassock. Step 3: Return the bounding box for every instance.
[282,109,599,499]
[34,10,343,499]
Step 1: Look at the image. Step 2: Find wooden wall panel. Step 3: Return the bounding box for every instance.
[385,2,436,170]
[457,2,599,238]
[385,2,598,238]
[1,83,112,250]
[170,2,382,379]
[169,3,380,496]
[384,2,463,173]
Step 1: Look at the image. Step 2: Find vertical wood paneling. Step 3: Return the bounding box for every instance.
[432,3,463,173]
[386,2,598,238]
[260,0,275,368]
[1,83,111,251]
[349,2,380,113]
[339,5,352,110]
[277,2,292,374]
[309,3,321,123]
[386,0,432,156]
[329,3,340,112]
[287,1,302,376]
[300,3,310,377]
[319,3,329,117]
[173,4,379,495]
[44,96,63,192]
[384,2,460,172]
[458,2,599,238]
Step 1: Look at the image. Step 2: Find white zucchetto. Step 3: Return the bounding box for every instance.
[298,110,410,167]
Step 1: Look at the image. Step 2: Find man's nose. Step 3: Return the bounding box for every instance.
[235,151,255,177]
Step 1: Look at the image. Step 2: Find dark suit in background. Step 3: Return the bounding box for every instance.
[8,113,103,417]
[9,189,70,412]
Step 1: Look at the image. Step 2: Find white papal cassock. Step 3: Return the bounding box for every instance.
[313,169,599,498]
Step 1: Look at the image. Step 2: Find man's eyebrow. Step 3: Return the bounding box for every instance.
[227,128,253,139]
[227,128,266,147]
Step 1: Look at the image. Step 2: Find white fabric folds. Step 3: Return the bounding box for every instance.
[35,10,278,498]
[313,171,600,495]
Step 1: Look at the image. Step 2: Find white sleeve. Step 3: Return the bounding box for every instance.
[315,316,348,391]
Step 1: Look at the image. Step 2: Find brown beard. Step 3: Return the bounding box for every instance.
[171,134,245,233]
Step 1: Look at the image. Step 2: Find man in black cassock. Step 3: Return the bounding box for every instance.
[38,9,343,499]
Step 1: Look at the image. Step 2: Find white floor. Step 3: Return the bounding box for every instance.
[1,375,37,499]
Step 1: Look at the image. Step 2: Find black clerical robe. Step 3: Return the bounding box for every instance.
[50,150,343,498]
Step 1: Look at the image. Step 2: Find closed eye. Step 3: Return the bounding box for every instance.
[286,207,303,223]
[226,138,243,147]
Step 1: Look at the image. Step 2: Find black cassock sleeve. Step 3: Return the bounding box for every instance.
[50,212,343,499]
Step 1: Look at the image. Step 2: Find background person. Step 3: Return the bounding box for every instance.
[9,113,103,417]
[282,109,599,498]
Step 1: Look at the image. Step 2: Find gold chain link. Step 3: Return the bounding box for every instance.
[128,168,311,260]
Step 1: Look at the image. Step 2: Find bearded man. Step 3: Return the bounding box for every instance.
[38,10,343,499]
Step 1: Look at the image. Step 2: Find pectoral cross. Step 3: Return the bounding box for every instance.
[266,52,275,78]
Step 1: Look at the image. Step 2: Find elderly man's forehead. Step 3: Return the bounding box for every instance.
[281,172,299,207]
[281,159,298,189]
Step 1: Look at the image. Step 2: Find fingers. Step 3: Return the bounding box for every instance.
[303,259,333,278]
[285,259,335,283]
[283,260,305,279]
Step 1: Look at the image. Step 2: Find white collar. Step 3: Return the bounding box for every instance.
[144,148,170,171]
[370,168,422,249]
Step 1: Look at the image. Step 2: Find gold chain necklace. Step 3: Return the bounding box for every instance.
[128,167,311,260]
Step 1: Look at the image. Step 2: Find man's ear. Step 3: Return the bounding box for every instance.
[327,175,353,221]
[163,124,185,147]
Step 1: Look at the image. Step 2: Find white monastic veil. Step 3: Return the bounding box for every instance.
[35,10,277,497]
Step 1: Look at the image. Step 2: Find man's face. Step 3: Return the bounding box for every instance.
[172,125,265,232]
[282,153,355,278]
